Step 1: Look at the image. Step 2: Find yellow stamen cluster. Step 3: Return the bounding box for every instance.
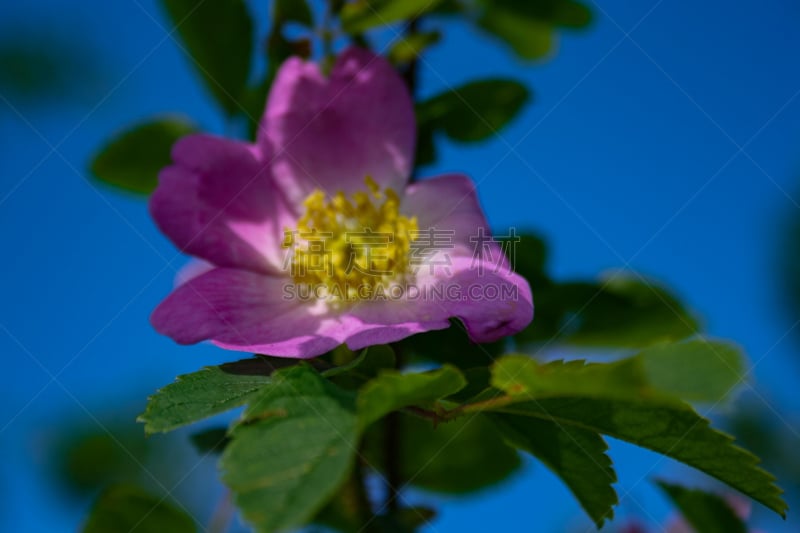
[283,177,418,302]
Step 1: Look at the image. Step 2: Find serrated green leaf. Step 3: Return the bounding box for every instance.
[358,365,467,426]
[489,414,617,527]
[492,339,745,404]
[517,274,700,348]
[90,118,195,195]
[139,357,296,434]
[657,480,748,533]
[222,365,359,532]
[497,399,787,517]
[363,412,522,494]
[341,0,445,34]
[388,31,441,64]
[162,0,253,115]
[82,484,195,533]
[417,79,530,143]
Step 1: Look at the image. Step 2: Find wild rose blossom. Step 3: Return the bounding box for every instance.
[149,48,533,358]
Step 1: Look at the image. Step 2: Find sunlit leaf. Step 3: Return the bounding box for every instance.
[417,79,530,142]
[492,339,745,404]
[162,0,253,115]
[490,414,617,527]
[222,365,358,531]
[475,0,591,60]
[657,481,748,533]
[82,484,195,533]
[358,365,466,426]
[90,118,195,195]
[341,0,445,34]
[389,31,441,64]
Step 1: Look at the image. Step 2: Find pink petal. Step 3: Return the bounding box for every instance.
[151,268,354,359]
[403,173,510,269]
[262,47,415,209]
[341,256,533,347]
[150,134,295,274]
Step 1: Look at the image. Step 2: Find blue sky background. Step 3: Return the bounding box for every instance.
[2,0,800,531]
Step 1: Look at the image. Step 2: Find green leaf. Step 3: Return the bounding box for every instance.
[492,339,745,404]
[478,8,553,60]
[341,0,445,34]
[517,275,701,348]
[358,365,467,426]
[657,480,748,533]
[90,118,195,195]
[222,365,359,532]
[489,414,617,527]
[162,0,253,115]
[138,357,296,434]
[417,79,530,142]
[363,412,522,494]
[82,484,195,533]
[638,340,744,403]
[388,31,442,64]
[273,0,313,26]
[475,0,591,60]
[496,399,787,517]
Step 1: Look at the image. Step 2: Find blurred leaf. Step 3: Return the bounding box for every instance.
[341,0,445,34]
[138,357,297,434]
[90,118,195,195]
[273,0,313,26]
[417,79,530,142]
[475,0,591,60]
[358,365,466,426]
[189,427,230,455]
[518,275,700,348]
[243,1,313,138]
[82,484,195,533]
[478,9,553,60]
[496,399,787,517]
[657,481,748,533]
[508,232,549,284]
[389,31,442,64]
[162,0,253,115]
[51,425,149,497]
[490,415,617,527]
[364,412,522,494]
[492,339,745,404]
[397,319,505,368]
[222,365,358,531]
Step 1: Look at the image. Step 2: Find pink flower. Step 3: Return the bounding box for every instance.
[149,48,533,358]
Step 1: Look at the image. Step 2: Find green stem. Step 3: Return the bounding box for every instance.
[405,394,517,423]
[384,343,406,513]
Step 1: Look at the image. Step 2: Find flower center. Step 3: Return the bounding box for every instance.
[283,177,418,302]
